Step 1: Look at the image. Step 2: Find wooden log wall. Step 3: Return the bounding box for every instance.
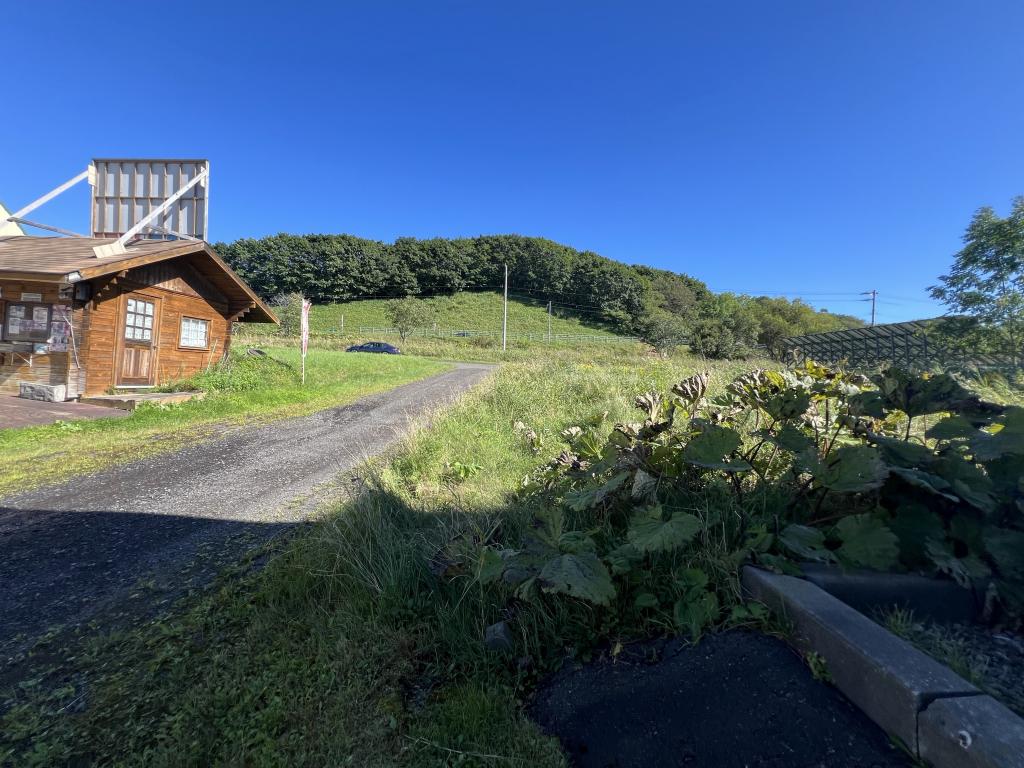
[82,261,232,394]
[0,279,74,397]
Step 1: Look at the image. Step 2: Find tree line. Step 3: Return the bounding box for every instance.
[215,233,863,357]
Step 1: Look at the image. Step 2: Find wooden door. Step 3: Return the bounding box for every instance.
[117,294,160,386]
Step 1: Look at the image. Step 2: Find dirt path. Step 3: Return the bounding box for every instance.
[0,363,493,652]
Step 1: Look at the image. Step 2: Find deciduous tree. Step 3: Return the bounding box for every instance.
[930,197,1024,369]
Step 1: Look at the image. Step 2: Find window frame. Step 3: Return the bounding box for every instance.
[178,315,212,351]
[2,301,53,343]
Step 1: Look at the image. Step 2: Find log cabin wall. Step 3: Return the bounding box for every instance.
[0,279,74,397]
[81,260,232,395]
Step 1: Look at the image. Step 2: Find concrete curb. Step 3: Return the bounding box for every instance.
[742,566,1024,768]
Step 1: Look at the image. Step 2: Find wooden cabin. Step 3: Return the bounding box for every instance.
[0,236,276,399]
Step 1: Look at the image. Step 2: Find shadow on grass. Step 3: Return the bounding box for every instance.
[0,506,295,650]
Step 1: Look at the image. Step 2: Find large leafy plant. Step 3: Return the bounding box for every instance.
[475,363,1024,636]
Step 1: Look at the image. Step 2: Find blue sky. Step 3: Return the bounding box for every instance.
[3,2,1022,323]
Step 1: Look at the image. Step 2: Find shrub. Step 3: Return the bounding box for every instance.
[270,292,306,336]
[472,363,1024,639]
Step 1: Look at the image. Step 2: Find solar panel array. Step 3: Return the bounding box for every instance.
[781,319,1010,371]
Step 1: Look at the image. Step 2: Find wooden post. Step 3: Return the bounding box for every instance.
[502,264,508,352]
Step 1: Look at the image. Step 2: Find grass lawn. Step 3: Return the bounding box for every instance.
[236,292,635,364]
[297,291,622,338]
[242,333,650,365]
[0,347,449,497]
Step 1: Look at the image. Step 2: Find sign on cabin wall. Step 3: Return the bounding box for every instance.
[47,305,72,352]
[21,292,42,302]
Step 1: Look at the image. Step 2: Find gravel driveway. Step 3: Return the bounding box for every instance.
[0,362,493,652]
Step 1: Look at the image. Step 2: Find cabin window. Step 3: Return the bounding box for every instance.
[179,317,210,349]
[3,302,52,342]
[125,298,155,342]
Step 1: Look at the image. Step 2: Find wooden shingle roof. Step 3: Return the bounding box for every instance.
[0,236,276,323]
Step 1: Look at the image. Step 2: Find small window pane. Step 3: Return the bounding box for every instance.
[124,299,156,343]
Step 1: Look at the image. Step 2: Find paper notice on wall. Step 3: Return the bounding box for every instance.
[33,306,49,323]
[8,305,25,319]
[48,320,70,351]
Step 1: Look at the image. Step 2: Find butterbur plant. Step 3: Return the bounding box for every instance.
[474,363,1024,642]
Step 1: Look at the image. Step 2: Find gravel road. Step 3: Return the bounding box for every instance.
[0,362,493,651]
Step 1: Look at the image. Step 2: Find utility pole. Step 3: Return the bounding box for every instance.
[502,263,508,352]
[547,300,552,341]
[861,289,877,326]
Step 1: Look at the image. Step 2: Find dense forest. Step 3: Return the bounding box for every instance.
[215,233,862,357]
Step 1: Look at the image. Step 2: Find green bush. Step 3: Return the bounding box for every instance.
[474,362,1024,638]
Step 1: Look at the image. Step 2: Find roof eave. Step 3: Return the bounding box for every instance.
[0,241,279,324]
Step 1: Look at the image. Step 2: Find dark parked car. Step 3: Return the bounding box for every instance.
[345,341,401,354]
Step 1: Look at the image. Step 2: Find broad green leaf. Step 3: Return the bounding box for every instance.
[538,552,616,606]
[515,575,537,601]
[634,592,659,609]
[673,591,720,641]
[950,479,997,514]
[764,388,811,422]
[631,469,657,500]
[558,531,597,554]
[675,567,709,591]
[819,445,888,493]
[835,514,899,570]
[981,453,1024,497]
[889,467,959,503]
[972,407,1024,461]
[779,524,834,562]
[565,471,630,511]
[848,390,886,419]
[926,539,991,588]
[871,435,936,469]
[983,529,1024,581]
[874,369,981,418]
[682,424,751,472]
[477,547,505,584]
[793,445,824,476]
[889,505,946,565]
[927,415,981,441]
[604,543,642,575]
[772,423,815,454]
[950,516,985,554]
[628,511,702,553]
[744,525,774,554]
[728,602,769,624]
